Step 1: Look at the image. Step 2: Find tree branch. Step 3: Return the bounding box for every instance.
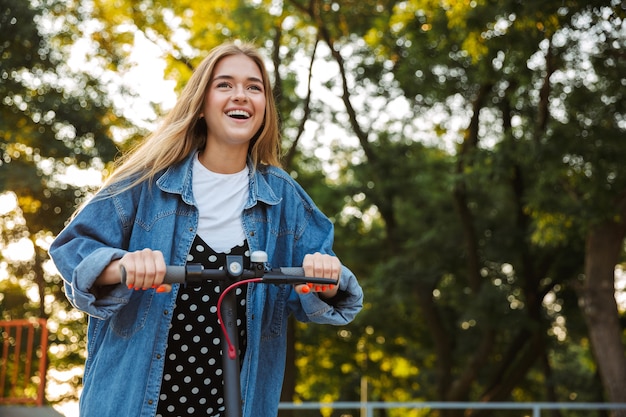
[283,38,318,169]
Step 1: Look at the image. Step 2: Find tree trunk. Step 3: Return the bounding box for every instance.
[580,220,626,413]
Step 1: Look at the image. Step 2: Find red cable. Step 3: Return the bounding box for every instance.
[216,277,263,359]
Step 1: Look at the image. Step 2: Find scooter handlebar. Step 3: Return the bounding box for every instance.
[120,265,337,286]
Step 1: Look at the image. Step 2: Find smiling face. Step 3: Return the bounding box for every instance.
[200,53,267,165]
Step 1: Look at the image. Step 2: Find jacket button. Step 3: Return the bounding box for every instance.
[156,354,162,359]
[148,399,154,405]
[163,310,169,315]
[249,231,255,236]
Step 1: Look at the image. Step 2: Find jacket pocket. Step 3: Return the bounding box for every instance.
[110,291,154,339]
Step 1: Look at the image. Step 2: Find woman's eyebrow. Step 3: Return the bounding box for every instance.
[213,74,263,84]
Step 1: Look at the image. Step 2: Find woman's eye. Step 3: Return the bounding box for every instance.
[249,85,263,92]
[217,82,231,88]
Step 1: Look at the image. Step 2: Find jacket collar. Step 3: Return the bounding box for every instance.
[156,151,282,208]
[246,163,282,208]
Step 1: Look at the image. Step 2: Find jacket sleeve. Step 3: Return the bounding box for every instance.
[48,191,134,319]
[293,265,363,325]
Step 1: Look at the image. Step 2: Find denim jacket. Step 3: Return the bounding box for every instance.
[49,151,363,417]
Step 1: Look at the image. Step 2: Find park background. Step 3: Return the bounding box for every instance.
[1,0,625,416]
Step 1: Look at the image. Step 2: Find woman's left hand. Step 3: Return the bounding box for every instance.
[295,252,341,299]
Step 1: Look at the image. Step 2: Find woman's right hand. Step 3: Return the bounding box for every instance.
[117,248,171,292]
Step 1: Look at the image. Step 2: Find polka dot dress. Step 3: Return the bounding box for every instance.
[156,236,249,417]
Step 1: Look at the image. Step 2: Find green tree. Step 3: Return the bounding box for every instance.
[348,0,626,411]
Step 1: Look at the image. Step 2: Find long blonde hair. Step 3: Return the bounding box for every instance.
[102,42,281,193]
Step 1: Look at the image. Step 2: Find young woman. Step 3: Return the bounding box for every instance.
[49,42,363,417]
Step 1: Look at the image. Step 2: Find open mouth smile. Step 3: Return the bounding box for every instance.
[226,110,251,120]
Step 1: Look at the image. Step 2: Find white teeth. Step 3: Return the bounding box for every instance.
[226,110,251,119]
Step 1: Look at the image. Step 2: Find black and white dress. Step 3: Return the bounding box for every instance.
[156,153,250,417]
[155,237,249,417]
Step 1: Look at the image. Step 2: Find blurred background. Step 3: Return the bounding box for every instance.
[1,0,625,416]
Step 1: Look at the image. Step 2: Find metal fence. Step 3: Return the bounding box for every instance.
[0,319,49,407]
[278,401,626,417]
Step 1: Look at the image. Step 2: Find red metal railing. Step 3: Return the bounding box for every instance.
[0,319,49,406]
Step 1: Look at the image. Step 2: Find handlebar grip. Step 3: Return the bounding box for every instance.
[263,267,338,285]
[120,265,187,285]
[163,266,187,284]
[278,267,305,276]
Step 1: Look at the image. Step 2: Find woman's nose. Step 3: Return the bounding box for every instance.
[232,86,248,101]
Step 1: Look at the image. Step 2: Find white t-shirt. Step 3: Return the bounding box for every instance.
[192,153,249,253]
